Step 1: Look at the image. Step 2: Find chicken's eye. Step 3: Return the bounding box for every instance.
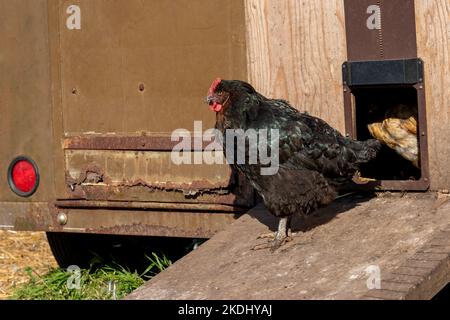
[217,91,223,96]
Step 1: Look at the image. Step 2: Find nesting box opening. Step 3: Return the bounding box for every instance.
[353,86,421,182]
[342,59,429,190]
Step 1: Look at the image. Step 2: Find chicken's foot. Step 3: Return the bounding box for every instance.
[252,217,292,251]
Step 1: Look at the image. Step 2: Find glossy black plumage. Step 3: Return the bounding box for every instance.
[210,80,381,220]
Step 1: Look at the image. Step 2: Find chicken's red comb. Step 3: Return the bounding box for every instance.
[208,78,222,95]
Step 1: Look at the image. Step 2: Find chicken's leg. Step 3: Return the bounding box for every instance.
[252,216,293,251]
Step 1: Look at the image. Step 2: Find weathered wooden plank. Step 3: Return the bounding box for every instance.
[245,0,348,132]
[405,259,441,270]
[125,194,450,300]
[418,245,450,254]
[428,237,450,247]
[405,255,450,299]
[361,225,450,299]
[363,296,383,300]
[246,0,449,190]
[379,281,413,293]
[384,274,423,285]
[363,289,406,300]
[410,252,449,262]
[393,266,437,278]
[430,230,450,240]
[415,0,450,190]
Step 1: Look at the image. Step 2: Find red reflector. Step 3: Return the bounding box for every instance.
[11,160,37,193]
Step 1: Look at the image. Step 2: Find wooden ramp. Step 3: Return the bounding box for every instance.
[125,193,450,300]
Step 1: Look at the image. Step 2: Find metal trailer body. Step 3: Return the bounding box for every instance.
[0,0,252,237]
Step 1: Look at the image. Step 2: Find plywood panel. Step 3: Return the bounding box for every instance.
[245,0,347,132]
[415,0,450,190]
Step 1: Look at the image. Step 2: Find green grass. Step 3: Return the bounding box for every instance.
[10,253,171,300]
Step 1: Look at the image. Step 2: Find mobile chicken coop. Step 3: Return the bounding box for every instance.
[1,0,450,299]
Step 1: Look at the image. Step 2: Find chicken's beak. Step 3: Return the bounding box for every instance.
[206,96,214,105]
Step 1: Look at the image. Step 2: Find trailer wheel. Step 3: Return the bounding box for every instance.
[46,232,200,270]
[46,232,104,268]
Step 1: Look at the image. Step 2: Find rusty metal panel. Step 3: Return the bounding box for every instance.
[0,202,52,230]
[58,0,246,134]
[54,208,239,238]
[54,200,243,213]
[64,149,253,207]
[0,0,54,201]
[52,206,241,238]
[64,150,230,187]
[54,0,251,206]
[344,0,417,60]
[0,201,239,237]
[63,134,219,151]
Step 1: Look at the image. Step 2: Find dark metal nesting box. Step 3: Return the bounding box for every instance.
[342,0,430,190]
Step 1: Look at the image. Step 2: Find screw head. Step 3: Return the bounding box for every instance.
[57,212,68,225]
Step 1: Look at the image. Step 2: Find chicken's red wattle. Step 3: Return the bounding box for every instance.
[210,102,222,112]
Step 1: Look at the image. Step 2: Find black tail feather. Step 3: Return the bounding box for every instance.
[356,139,382,163]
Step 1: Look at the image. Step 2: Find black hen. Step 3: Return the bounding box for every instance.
[206,79,381,250]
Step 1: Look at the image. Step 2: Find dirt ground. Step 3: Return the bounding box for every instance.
[0,230,57,299]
